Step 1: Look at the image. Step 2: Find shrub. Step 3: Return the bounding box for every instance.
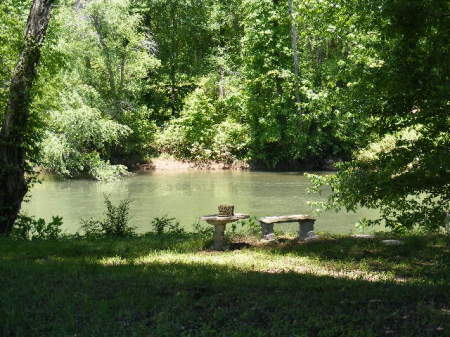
[212,120,250,164]
[80,195,136,238]
[227,216,261,237]
[12,215,63,240]
[151,216,185,235]
[192,221,214,238]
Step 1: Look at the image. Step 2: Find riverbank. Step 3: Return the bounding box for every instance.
[1,232,449,337]
[137,155,341,172]
[138,156,250,171]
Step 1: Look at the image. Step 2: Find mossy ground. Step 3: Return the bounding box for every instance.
[1,232,449,337]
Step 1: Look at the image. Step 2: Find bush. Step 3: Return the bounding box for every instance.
[151,216,185,235]
[80,195,136,238]
[192,221,214,238]
[227,216,261,237]
[12,215,63,240]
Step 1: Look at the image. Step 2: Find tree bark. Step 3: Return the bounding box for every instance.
[288,0,301,113]
[0,0,55,234]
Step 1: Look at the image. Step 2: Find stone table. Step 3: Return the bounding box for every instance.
[200,213,249,250]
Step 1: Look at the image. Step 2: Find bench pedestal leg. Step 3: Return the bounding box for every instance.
[213,224,226,250]
[298,220,315,241]
[260,222,275,239]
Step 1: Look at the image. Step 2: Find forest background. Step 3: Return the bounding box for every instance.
[0,0,448,232]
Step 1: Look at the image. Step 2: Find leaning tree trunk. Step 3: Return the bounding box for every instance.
[0,0,55,235]
[288,0,301,113]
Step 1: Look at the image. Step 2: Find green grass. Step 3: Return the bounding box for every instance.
[0,233,449,337]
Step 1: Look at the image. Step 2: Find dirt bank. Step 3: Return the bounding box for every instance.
[138,157,249,172]
[137,156,341,172]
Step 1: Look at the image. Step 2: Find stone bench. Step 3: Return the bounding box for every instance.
[259,214,316,240]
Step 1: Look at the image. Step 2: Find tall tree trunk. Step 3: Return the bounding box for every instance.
[288,0,301,113]
[0,0,55,235]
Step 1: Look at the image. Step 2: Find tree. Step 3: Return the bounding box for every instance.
[287,0,301,112]
[0,0,55,234]
[37,0,160,179]
[309,0,450,231]
[134,0,216,118]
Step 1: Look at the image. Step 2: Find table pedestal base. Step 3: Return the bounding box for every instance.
[212,223,226,250]
[200,214,249,251]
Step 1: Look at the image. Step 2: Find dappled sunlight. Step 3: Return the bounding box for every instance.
[2,232,448,287]
[260,234,450,284]
[99,256,129,266]
[1,235,449,337]
[94,250,408,284]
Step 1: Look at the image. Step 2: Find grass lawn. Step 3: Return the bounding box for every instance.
[0,233,449,337]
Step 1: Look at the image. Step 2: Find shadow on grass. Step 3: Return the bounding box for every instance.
[0,233,211,260]
[262,234,450,284]
[1,238,449,337]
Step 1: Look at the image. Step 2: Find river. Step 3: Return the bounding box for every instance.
[24,170,379,234]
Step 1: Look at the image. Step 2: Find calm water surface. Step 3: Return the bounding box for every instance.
[25,170,379,234]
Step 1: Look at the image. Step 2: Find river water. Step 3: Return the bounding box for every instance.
[24,170,379,234]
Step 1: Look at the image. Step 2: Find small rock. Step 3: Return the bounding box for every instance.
[352,234,375,239]
[304,231,320,241]
[262,233,276,241]
[381,239,404,246]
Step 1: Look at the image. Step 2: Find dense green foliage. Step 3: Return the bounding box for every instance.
[39,0,159,179]
[1,0,448,231]
[157,0,368,168]
[309,0,450,231]
[157,75,250,165]
[0,1,26,114]
[11,214,63,240]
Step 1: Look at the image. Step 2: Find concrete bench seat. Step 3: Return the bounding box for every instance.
[259,214,316,240]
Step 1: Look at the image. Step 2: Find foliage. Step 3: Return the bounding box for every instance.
[308,0,450,232]
[158,0,371,168]
[0,0,29,116]
[11,214,63,240]
[157,74,250,164]
[37,0,160,179]
[133,0,218,119]
[81,195,135,238]
[192,221,214,238]
[41,87,131,180]
[227,216,261,237]
[151,215,185,235]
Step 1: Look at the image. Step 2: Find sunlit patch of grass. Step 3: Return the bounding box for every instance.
[99,256,129,266]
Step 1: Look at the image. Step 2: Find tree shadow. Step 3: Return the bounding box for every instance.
[1,247,449,337]
[0,233,210,260]
[261,234,450,283]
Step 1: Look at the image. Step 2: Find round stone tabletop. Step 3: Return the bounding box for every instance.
[200,213,249,225]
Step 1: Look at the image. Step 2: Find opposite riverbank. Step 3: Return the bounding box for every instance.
[136,155,341,172]
[1,232,449,337]
[138,156,250,172]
